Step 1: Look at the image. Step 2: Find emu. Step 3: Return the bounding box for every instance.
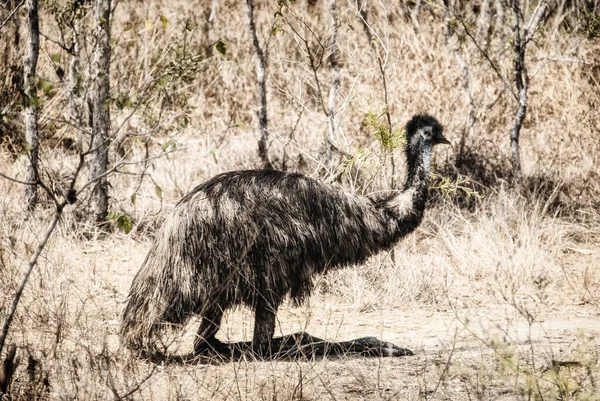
[121,114,449,358]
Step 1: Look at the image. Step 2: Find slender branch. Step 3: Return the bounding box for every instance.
[456,17,518,100]
[0,0,25,31]
[0,204,65,355]
[524,2,547,43]
[354,0,396,188]
[0,172,37,186]
[75,148,179,195]
[280,9,328,114]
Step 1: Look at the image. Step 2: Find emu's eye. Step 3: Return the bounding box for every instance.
[421,127,433,140]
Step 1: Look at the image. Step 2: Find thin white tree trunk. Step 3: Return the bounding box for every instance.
[326,0,340,175]
[244,0,272,169]
[68,10,82,128]
[90,0,112,223]
[510,0,547,180]
[511,0,525,178]
[23,0,40,210]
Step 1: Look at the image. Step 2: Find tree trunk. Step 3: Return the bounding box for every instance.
[325,0,340,175]
[90,0,112,223]
[244,0,272,170]
[23,0,40,210]
[68,5,82,129]
[511,0,527,179]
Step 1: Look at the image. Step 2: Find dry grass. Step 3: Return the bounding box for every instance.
[1,0,600,400]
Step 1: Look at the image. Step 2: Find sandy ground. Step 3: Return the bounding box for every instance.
[41,236,595,400]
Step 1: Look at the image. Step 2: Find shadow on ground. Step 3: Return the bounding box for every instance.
[142,332,413,365]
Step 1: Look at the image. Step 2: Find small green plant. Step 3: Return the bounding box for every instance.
[363,109,405,153]
[336,147,374,178]
[581,9,600,39]
[430,172,484,200]
[108,211,133,234]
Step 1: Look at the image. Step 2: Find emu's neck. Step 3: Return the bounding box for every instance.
[404,139,432,191]
[381,139,432,238]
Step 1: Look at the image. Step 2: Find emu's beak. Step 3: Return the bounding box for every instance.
[437,134,451,145]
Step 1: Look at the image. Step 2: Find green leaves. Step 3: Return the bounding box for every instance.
[113,93,132,110]
[37,79,54,97]
[161,139,176,153]
[363,109,405,152]
[154,184,163,200]
[160,14,168,29]
[108,211,133,233]
[215,40,227,56]
[143,15,168,32]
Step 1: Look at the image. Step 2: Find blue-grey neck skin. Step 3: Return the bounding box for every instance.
[404,129,432,191]
[377,133,432,239]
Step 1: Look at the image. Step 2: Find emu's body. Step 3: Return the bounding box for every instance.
[121,114,448,357]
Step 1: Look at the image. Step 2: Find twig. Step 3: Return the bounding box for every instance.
[427,329,457,401]
[0,172,37,186]
[0,0,24,31]
[0,206,64,354]
[456,17,518,100]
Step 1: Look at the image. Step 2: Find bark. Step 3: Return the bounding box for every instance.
[90,0,112,223]
[68,5,82,128]
[23,0,40,210]
[511,0,525,178]
[510,1,546,179]
[326,0,340,174]
[244,0,272,170]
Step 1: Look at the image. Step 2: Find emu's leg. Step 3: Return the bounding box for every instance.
[194,311,228,355]
[252,302,278,358]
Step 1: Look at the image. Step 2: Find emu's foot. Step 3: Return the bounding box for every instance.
[345,337,413,357]
[269,333,413,359]
[194,338,231,357]
[193,333,413,360]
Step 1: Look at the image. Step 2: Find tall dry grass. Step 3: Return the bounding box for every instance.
[1,0,600,399]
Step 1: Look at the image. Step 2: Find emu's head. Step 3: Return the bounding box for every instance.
[404,114,449,173]
[405,114,449,149]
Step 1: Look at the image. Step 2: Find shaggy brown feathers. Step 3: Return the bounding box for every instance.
[120,114,447,355]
